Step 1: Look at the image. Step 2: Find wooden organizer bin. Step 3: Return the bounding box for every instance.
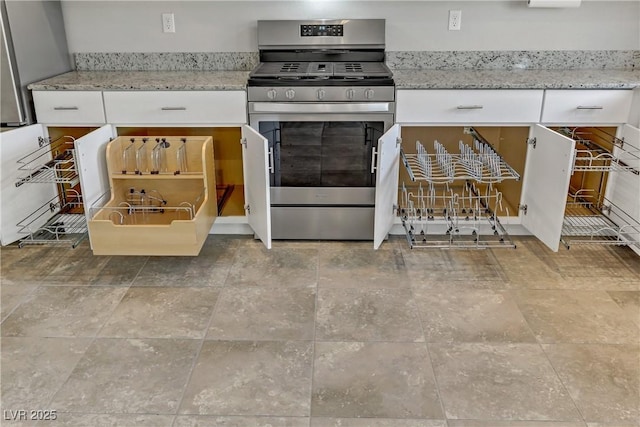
[88,136,216,256]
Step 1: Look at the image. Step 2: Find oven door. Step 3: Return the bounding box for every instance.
[248,103,395,241]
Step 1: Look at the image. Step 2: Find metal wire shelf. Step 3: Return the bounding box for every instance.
[399,181,516,249]
[561,191,640,249]
[17,189,87,248]
[401,139,521,184]
[15,135,79,187]
[90,188,205,226]
[556,127,640,175]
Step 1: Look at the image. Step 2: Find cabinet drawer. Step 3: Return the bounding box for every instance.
[33,91,106,124]
[396,90,543,124]
[103,91,247,124]
[541,90,633,124]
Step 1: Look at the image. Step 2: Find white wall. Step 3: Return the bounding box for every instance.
[60,1,640,53]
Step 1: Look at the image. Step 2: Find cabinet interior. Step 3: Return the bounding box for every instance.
[400,126,529,217]
[117,127,244,216]
[14,127,98,248]
[398,126,529,249]
[550,126,616,207]
[548,126,640,249]
[47,127,99,215]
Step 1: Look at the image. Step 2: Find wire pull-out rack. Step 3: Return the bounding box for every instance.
[400,128,520,249]
[14,136,88,248]
[557,127,640,250]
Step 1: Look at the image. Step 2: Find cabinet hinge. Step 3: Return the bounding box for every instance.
[526,138,537,149]
[240,138,247,147]
[244,204,250,214]
[38,136,50,147]
[519,204,528,215]
[396,137,402,146]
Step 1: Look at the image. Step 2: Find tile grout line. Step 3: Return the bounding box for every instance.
[538,344,589,425]
[307,247,321,426]
[507,288,588,425]
[171,238,236,426]
[406,248,449,424]
[42,257,137,411]
[0,280,43,326]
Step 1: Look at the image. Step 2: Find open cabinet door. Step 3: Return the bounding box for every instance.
[373,124,401,249]
[607,124,640,253]
[74,125,117,250]
[520,124,575,252]
[241,125,272,249]
[0,125,56,245]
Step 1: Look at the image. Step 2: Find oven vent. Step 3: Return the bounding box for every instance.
[343,63,364,73]
[280,63,301,73]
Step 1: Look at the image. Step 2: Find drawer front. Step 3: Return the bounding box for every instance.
[396,89,544,124]
[541,90,633,124]
[33,91,106,124]
[103,91,247,124]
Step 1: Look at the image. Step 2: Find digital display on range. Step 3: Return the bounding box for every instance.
[300,24,344,37]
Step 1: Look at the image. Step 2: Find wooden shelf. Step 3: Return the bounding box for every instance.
[110,173,205,180]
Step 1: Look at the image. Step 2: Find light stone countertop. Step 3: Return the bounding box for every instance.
[28,70,250,91]
[28,68,640,91]
[393,69,640,89]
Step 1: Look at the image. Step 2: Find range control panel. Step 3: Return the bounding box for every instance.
[300,24,344,37]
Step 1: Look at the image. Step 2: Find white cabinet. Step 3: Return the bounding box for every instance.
[539,90,640,252]
[395,88,640,253]
[396,90,544,124]
[5,89,256,254]
[32,91,106,125]
[0,124,113,247]
[103,91,247,125]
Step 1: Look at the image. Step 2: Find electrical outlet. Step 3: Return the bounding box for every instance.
[162,13,175,33]
[449,10,462,31]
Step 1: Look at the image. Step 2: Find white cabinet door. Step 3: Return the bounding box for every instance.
[520,124,575,252]
[607,124,640,248]
[74,125,117,250]
[0,125,57,245]
[241,125,271,249]
[373,124,401,249]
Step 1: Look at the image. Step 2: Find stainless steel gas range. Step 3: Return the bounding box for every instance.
[247,19,395,240]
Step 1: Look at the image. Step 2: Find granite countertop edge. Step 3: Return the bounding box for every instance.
[27,69,640,91]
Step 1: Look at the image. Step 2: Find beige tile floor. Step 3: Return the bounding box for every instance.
[1,235,638,427]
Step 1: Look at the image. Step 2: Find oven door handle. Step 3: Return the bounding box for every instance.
[370,147,377,174]
[268,147,275,173]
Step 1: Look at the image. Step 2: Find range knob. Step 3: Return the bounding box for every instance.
[316,88,326,100]
[285,89,296,100]
[345,88,355,100]
[364,89,375,100]
[266,89,277,100]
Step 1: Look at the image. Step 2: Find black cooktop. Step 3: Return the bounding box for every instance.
[248,60,394,87]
